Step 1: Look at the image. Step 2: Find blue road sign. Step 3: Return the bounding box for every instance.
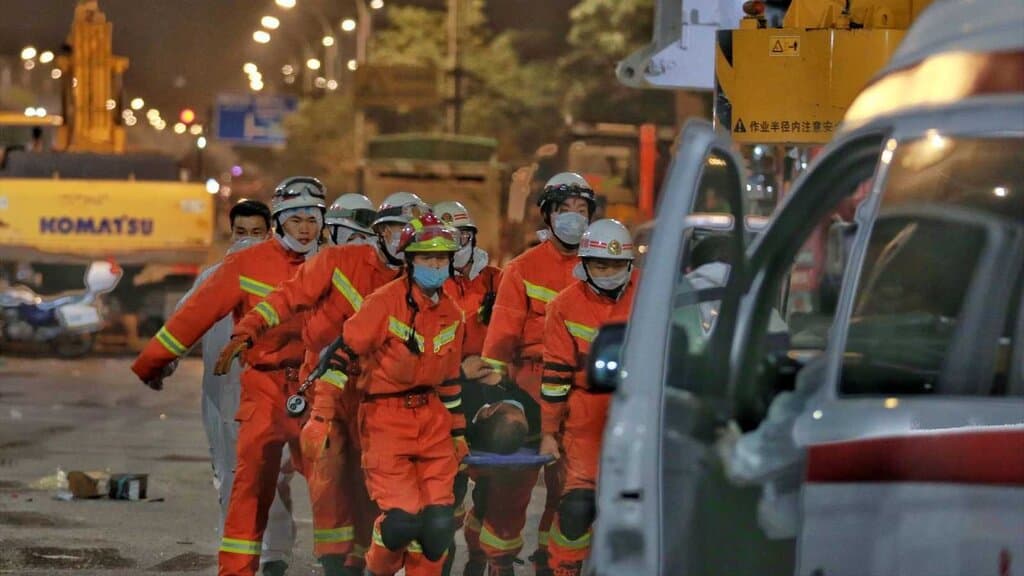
[214,93,298,147]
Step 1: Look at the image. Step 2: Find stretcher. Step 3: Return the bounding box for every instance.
[464,448,555,468]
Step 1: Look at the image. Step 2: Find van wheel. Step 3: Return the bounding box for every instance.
[51,333,94,359]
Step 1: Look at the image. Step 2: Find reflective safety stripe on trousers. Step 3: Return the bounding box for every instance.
[315,525,355,544]
[388,316,425,349]
[220,537,261,555]
[480,523,524,552]
[332,268,364,311]
[523,280,558,304]
[551,523,591,550]
[239,275,275,298]
[156,326,187,356]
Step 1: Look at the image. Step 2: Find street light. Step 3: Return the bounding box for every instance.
[253,30,272,44]
[282,64,295,76]
[205,179,220,195]
[341,18,357,32]
[20,46,37,60]
[243,62,258,75]
[50,69,62,79]
[105,99,117,111]
[249,71,263,82]
[315,76,327,88]
[261,15,281,30]
[180,108,196,124]
[347,59,358,71]
[147,109,161,120]
[130,97,145,110]
[306,58,322,70]
[327,79,339,90]
[190,124,203,135]
[275,0,296,8]
[250,79,265,92]
[197,137,208,149]
[174,122,187,134]
[322,35,335,47]
[39,51,54,64]
[370,0,384,10]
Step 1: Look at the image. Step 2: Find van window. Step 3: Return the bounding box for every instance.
[840,136,1024,396]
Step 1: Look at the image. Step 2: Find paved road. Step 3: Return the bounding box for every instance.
[0,357,547,575]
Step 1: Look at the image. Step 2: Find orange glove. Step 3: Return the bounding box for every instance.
[214,336,250,375]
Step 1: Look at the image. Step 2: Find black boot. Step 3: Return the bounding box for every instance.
[529,549,554,576]
[261,560,288,576]
[319,554,349,576]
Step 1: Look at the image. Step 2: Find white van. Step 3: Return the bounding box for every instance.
[587,1,1024,574]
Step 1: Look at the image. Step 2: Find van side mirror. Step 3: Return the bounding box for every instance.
[587,322,628,392]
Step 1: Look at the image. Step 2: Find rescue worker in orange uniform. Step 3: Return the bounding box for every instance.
[430,201,503,576]
[217,192,429,576]
[538,219,639,576]
[478,173,597,575]
[321,213,467,576]
[131,177,327,576]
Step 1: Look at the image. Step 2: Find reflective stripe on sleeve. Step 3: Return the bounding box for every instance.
[321,369,348,390]
[388,316,425,349]
[482,357,507,375]
[541,382,571,400]
[219,537,261,555]
[433,321,460,353]
[239,275,274,297]
[523,280,558,304]
[314,525,354,544]
[331,268,364,311]
[254,301,280,327]
[156,326,187,356]
[480,524,524,552]
[564,320,598,344]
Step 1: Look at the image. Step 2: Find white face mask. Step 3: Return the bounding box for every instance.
[586,262,631,292]
[453,243,474,269]
[278,233,318,255]
[385,230,402,257]
[552,212,588,246]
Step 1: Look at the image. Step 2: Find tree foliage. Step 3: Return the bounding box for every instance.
[561,0,676,125]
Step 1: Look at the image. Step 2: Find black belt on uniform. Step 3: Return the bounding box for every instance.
[251,361,302,383]
[364,385,435,409]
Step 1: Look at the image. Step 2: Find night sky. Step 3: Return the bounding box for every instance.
[1,0,576,120]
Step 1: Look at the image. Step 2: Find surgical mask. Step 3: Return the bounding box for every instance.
[412,264,449,290]
[385,231,402,257]
[587,263,631,292]
[331,227,355,246]
[453,243,474,269]
[552,212,588,246]
[277,233,318,257]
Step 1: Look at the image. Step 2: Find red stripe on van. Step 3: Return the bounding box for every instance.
[806,429,1024,485]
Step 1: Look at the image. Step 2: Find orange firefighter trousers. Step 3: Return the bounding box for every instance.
[219,368,303,576]
[464,362,566,561]
[300,381,378,562]
[360,393,457,576]
[547,391,611,575]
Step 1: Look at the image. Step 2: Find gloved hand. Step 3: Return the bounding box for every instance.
[142,362,176,391]
[214,335,251,375]
[461,355,493,380]
[539,433,561,464]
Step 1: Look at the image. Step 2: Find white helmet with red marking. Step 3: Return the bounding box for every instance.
[578,219,634,260]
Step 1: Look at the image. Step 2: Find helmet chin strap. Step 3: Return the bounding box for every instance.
[377,235,404,267]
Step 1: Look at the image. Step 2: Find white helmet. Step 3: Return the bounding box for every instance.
[271,176,327,217]
[538,172,597,213]
[432,200,477,231]
[578,219,635,260]
[372,191,430,228]
[326,193,376,235]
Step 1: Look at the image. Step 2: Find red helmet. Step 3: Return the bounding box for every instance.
[398,213,459,254]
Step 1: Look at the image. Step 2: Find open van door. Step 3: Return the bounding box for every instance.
[590,118,885,575]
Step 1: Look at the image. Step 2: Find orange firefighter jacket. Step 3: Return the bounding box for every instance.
[540,270,640,436]
[445,265,502,357]
[341,277,468,435]
[232,243,399,376]
[132,239,308,383]
[480,241,578,398]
